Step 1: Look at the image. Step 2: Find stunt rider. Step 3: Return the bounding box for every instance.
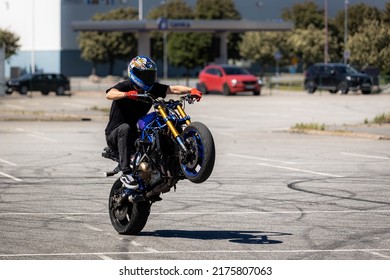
[105,55,202,189]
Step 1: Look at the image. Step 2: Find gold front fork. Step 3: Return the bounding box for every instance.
[157,105,180,138]
[176,105,191,125]
[157,104,188,151]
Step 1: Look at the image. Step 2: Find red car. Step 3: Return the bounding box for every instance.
[197,64,262,96]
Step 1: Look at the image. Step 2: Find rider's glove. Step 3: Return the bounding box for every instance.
[190,88,202,102]
[125,90,138,100]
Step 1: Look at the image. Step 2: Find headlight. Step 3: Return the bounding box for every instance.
[258,79,264,85]
[346,76,352,81]
[231,79,238,87]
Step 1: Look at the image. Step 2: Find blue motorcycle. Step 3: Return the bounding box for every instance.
[102,93,215,234]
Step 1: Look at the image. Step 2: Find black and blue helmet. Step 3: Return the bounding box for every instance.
[127,56,157,91]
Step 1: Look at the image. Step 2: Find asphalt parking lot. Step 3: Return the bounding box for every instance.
[0,89,389,261]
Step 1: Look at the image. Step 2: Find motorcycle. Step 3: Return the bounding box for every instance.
[102,93,215,235]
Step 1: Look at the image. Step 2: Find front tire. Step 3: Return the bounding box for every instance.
[180,122,215,183]
[108,178,151,235]
[19,86,28,95]
[338,81,349,94]
[223,83,232,95]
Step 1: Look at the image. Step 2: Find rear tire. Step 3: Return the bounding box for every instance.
[305,80,316,94]
[56,86,65,96]
[180,122,215,183]
[108,178,151,235]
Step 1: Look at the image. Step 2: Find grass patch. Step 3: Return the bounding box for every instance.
[365,112,390,125]
[293,122,325,130]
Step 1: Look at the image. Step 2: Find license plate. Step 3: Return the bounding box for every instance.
[245,85,255,90]
[362,83,370,87]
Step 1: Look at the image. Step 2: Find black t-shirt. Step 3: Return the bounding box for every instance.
[105,80,168,136]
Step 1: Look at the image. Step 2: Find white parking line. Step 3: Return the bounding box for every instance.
[341,152,389,160]
[1,248,389,258]
[1,209,389,216]
[0,158,18,166]
[257,162,343,178]
[0,171,22,182]
[228,153,296,165]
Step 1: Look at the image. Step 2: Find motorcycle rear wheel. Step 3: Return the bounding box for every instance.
[108,178,151,235]
[180,121,215,183]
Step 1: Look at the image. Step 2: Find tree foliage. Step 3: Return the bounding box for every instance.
[78,7,138,75]
[281,1,324,29]
[147,0,193,61]
[333,2,382,38]
[287,25,339,67]
[348,20,390,74]
[0,28,20,60]
[240,31,290,66]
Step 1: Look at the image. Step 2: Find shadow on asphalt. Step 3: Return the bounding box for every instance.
[140,230,291,244]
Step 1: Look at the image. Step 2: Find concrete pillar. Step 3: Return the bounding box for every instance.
[137,31,151,57]
[215,32,228,64]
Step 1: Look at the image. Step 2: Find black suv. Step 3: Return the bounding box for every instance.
[304,63,372,94]
[6,73,71,95]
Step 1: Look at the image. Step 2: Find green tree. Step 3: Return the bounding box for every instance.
[333,3,382,38]
[347,20,390,74]
[287,25,339,68]
[281,1,324,29]
[194,0,241,61]
[168,32,211,83]
[147,0,193,61]
[239,31,291,70]
[0,28,20,60]
[382,2,390,25]
[78,7,138,75]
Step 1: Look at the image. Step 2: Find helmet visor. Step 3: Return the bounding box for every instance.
[133,68,156,86]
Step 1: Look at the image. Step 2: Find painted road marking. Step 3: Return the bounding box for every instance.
[228,153,296,165]
[257,162,343,178]
[0,158,18,166]
[0,171,22,182]
[341,152,389,160]
[0,248,389,258]
[1,209,389,216]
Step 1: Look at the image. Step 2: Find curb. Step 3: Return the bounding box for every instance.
[289,128,390,140]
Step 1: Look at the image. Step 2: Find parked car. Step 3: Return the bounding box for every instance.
[197,64,262,96]
[5,73,71,95]
[304,63,372,94]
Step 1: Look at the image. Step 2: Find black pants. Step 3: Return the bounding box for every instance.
[106,123,136,174]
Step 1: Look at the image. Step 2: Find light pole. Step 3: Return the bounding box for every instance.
[161,1,168,80]
[138,0,143,20]
[344,0,349,64]
[324,0,328,64]
[31,0,35,73]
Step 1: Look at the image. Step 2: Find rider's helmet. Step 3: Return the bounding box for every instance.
[127,55,157,92]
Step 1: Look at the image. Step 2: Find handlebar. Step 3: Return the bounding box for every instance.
[136,92,195,104]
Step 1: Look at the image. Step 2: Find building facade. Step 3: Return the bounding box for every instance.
[0,0,386,78]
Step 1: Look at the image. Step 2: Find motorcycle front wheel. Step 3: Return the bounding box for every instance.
[180,121,215,183]
[108,178,151,235]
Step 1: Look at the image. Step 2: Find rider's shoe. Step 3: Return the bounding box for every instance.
[120,173,138,189]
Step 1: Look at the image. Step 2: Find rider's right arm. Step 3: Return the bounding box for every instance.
[106,88,127,100]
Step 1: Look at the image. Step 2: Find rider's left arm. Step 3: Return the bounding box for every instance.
[167,85,202,101]
[166,85,192,95]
